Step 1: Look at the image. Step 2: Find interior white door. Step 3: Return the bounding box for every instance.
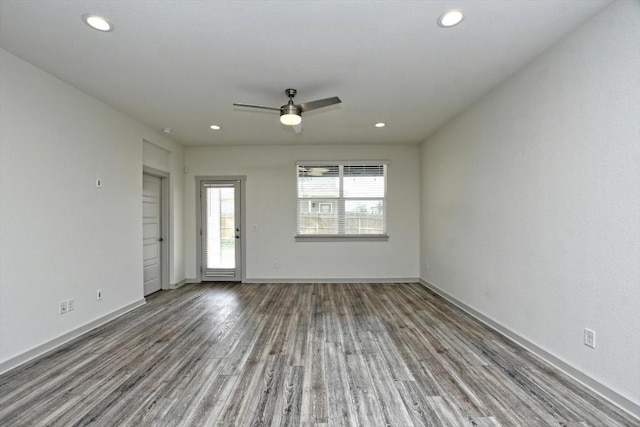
[143,174,162,295]
[201,180,242,281]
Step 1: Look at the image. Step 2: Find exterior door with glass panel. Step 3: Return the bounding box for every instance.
[201,181,241,281]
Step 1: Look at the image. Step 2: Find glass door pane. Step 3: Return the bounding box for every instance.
[201,181,241,280]
[205,186,235,269]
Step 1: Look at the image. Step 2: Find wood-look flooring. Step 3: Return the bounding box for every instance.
[0,282,636,426]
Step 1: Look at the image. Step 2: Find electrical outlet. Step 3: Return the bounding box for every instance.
[584,328,596,348]
[96,178,102,188]
[67,298,75,312]
[59,300,68,315]
[273,260,279,269]
[97,289,103,301]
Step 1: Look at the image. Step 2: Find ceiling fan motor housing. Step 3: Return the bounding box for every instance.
[281,101,301,116]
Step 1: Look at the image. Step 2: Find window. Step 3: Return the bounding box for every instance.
[296,161,388,239]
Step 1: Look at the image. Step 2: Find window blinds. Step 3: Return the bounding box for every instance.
[296,162,387,237]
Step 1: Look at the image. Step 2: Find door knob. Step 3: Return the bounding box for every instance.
[157,237,164,242]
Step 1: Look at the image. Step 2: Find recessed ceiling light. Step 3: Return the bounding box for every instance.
[82,14,113,32]
[210,125,221,130]
[162,128,172,134]
[438,10,464,28]
[375,122,386,128]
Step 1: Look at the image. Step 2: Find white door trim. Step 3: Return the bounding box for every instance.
[196,175,246,282]
[143,167,170,291]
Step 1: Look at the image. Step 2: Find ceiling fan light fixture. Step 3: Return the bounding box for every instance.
[280,113,302,126]
[280,103,302,126]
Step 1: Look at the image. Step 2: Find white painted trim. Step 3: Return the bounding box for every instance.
[418,279,640,420]
[295,235,389,242]
[142,165,169,178]
[171,279,188,289]
[195,176,247,283]
[143,168,171,292]
[243,278,419,284]
[0,298,146,375]
[296,160,391,166]
[185,278,200,284]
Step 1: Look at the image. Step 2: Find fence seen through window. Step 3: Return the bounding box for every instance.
[296,162,387,237]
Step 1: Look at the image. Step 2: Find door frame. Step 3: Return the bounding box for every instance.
[143,166,170,291]
[196,176,246,282]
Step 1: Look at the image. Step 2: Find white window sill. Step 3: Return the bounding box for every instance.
[295,235,389,242]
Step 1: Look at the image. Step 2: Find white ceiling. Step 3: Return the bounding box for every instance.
[0,0,611,146]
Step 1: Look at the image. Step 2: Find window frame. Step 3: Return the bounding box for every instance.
[295,160,389,242]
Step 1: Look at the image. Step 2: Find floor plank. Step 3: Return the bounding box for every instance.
[0,282,637,426]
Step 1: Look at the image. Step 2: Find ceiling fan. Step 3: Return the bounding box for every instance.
[233,89,341,129]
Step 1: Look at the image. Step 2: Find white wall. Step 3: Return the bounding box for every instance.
[185,144,420,281]
[420,0,639,413]
[0,49,184,368]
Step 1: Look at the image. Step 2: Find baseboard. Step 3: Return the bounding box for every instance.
[171,279,188,289]
[418,279,640,419]
[185,278,200,284]
[243,277,419,284]
[0,298,146,375]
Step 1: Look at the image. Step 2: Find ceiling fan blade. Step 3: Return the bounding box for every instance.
[298,96,341,112]
[233,102,280,111]
[293,123,303,134]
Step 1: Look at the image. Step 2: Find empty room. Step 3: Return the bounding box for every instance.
[0,0,638,425]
